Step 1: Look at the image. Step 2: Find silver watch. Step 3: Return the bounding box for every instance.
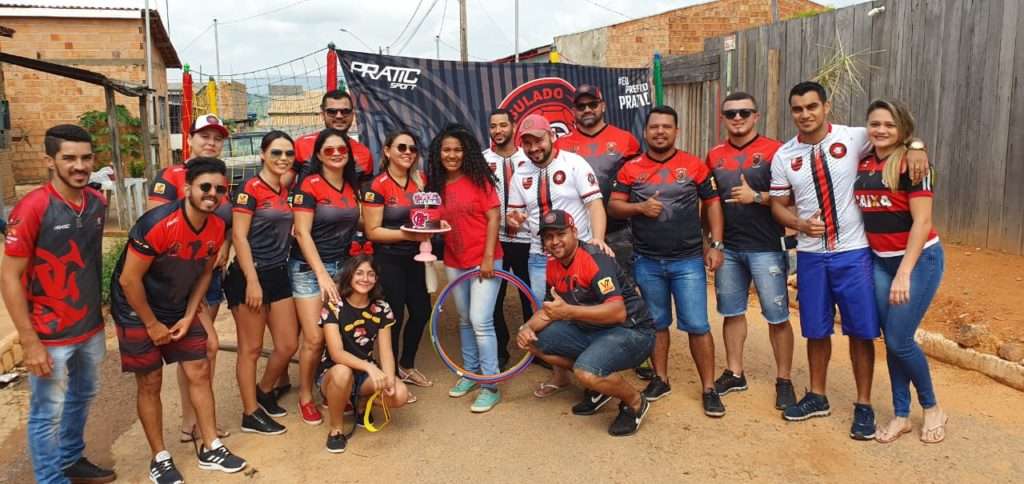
[753,192,764,204]
[709,240,725,250]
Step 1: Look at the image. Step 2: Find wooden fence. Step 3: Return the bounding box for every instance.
[662,0,1024,255]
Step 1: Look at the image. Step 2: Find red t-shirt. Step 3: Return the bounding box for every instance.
[441,176,503,269]
[294,131,375,176]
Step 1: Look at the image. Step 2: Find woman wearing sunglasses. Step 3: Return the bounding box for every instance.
[425,124,504,413]
[318,255,410,453]
[224,130,299,435]
[290,128,362,425]
[364,130,434,395]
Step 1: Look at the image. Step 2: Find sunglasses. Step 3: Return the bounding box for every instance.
[269,149,295,158]
[395,143,418,154]
[574,100,601,111]
[321,146,348,156]
[198,182,228,195]
[722,109,756,119]
[324,107,354,117]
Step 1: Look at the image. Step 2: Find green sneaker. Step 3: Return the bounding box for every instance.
[448,378,477,398]
[470,389,501,413]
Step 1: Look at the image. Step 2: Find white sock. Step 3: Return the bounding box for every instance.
[210,439,223,450]
[155,450,172,463]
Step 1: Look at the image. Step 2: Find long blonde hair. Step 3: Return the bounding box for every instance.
[866,99,916,192]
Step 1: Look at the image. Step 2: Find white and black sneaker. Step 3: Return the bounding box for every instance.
[149,453,184,484]
[241,408,287,435]
[326,432,348,454]
[571,390,612,416]
[608,395,651,437]
[196,441,247,473]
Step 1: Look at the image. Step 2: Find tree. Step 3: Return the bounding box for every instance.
[78,105,145,177]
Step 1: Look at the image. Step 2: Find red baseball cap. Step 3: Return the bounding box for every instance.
[191,113,229,137]
[518,114,552,141]
[573,84,603,103]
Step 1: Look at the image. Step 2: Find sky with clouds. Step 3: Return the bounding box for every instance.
[28,0,868,75]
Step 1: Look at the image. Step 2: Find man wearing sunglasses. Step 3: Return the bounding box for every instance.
[705,92,797,412]
[294,90,374,182]
[113,158,248,482]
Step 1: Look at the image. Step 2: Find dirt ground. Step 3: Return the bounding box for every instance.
[1,252,1023,483]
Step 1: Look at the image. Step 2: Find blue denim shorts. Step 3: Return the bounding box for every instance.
[534,321,654,377]
[204,268,225,306]
[289,259,342,299]
[633,254,710,333]
[714,249,790,324]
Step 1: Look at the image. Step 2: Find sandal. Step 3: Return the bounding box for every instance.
[406,392,418,404]
[533,381,568,398]
[179,424,230,443]
[399,367,434,388]
[921,412,949,444]
[875,420,912,444]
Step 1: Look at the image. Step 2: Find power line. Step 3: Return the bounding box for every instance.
[580,0,631,20]
[219,0,318,25]
[437,0,448,36]
[390,0,425,48]
[471,0,511,44]
[179,22,214,54]
[437,37,487,61]
[396,0,443,55]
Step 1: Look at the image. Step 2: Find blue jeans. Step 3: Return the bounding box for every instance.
[873,242,944,417]
[289,258,341,299]
[527,252,548,307]
[633,255,710,333]
[28,331,106,484]
[446,261,503,389]
[714,249,790,324]
[534,321,654,377]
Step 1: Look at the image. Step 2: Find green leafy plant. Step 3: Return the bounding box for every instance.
[787,7,834,20]
[101,238,126,305]
[79,105,143,174]
[813,30,879,123]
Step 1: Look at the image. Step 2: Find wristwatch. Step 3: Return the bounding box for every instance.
[709,240,725,250]
[907,139,926,151]
[753,192,764,204]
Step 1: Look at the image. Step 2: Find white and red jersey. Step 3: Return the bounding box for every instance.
[508,149,601,254]
[770,124,872,253]
[483,147,531,244]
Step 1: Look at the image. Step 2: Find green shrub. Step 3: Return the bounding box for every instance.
[101,238,127,305]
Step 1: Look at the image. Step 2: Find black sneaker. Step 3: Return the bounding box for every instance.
[257,387,287,417]
[714,369,748,395]
[326,432,348,454]
[197,444,247,473]
[356,410,375,428]
[241,408,287,435]
[571,390,612,416]
[634,361,655,381]
[702,389,726,418]
[850,403,877,441]
[498,353,511,371]
[783,392,831,421]
[63,457,116,484]
[608,395,651,437]
[775,378,797,410]
[641,376,672,401]
[148,457,182,484]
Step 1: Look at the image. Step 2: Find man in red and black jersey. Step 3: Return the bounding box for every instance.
[1,125,114,483]
[517,210,655,437]
[609,106,727,417]
[555,85,642,274]
[112,158,247,481]
[705,92,797,411]
[293,90,374,185]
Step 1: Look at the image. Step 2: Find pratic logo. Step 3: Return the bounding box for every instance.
[350,61,421,90]
[498,77,576,142]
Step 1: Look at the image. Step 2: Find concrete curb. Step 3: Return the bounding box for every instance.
[916,329,1024,392]
[0,332,21,373]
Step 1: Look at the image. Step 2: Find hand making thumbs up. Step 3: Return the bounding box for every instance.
[640,190,664,218]
[542,287,572,321]
[727,173,757,204]
[799,209,826,237]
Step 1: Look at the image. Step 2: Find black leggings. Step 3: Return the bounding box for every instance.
[375,251,430,369]
[493,241,534,360]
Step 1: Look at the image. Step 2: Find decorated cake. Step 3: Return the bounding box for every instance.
[409,192,443,230]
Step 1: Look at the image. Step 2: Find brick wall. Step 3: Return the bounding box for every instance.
[0,16,171,185]
[194,81,249,122]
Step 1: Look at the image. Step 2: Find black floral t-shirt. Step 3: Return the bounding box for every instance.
[319,299,396,370]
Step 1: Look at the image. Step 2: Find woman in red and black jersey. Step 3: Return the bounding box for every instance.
[364,130,434,394]
[854,100,947,444]
[225,131,299,435]
[290,128,362,424]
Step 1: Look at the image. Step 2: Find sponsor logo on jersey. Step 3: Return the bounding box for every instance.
[522,177,533,189]
[236,193,249,205]
[829,142,847,159]
[153,182,166,195]
[597,276,615,295]
[674,168,689,184]
[553,170,567,185]
[791,157,803,172]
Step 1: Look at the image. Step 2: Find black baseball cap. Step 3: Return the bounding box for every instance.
[573,84,603,103]
[538,209,575,234]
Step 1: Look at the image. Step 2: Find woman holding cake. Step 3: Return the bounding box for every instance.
[425,124,504,413]
[364,130,434,396]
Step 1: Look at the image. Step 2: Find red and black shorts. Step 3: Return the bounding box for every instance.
[115,316,208,374]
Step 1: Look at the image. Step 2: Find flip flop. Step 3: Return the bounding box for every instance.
[875,422,912,444]
[533,382,568,398]
[921,414,949,444]
[179,425,230,443]
[406,392,418,404]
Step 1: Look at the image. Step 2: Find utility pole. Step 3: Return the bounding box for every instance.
[770,0,779,22]
[143,0,157,180]
[213,18,221,80]
[514,0,519,62]
[435,35,440,60]
[459,0,468,62]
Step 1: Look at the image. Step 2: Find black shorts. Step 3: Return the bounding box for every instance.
[224,261,292,308]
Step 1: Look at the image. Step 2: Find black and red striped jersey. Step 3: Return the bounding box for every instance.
[363,172,422,256]
[555,124,641,233]
[290,173,360,263]
[707,135,785,252]
[110,200,225,325]
[233,175,293,268]
[612,150,720,259]
[854,153,938,257]
[4,183,106,346]
[546,242,652,329]
[149,162,232,227]
[483,147,531,244]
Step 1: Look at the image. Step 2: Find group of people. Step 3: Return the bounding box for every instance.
[1,80,948,484]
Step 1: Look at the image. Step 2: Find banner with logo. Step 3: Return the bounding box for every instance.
[337,50,652,169]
